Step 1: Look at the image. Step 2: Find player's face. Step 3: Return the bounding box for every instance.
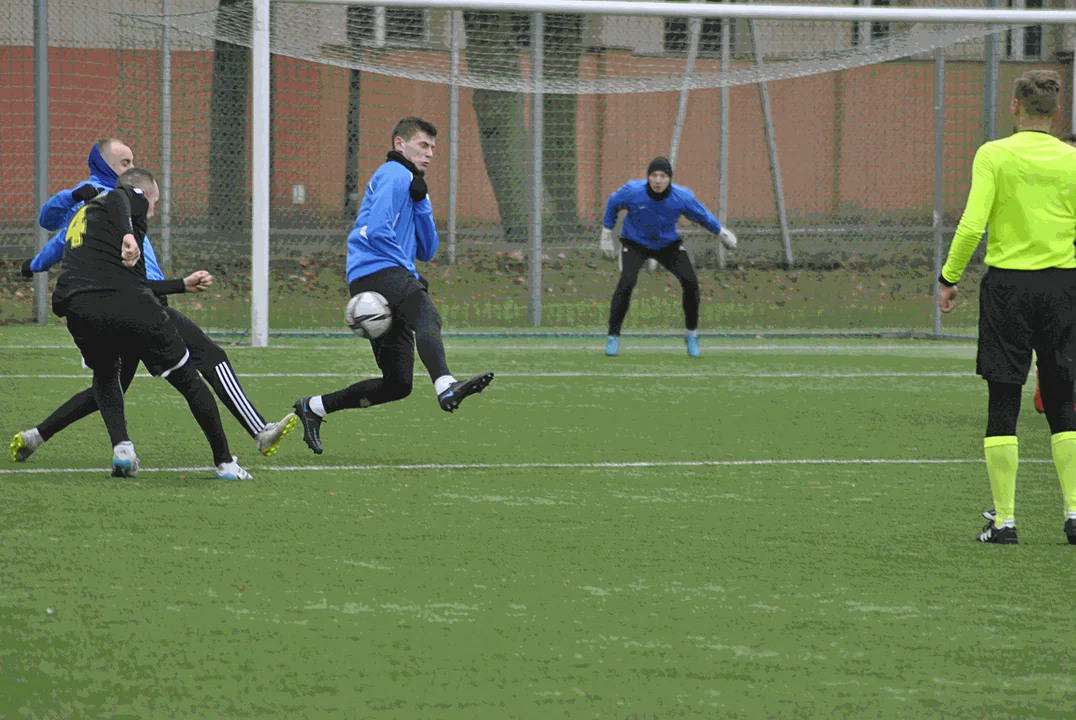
[648,171,670,194]
[395,131,435,171]
[108,142,135,176]
[145,181,160,220]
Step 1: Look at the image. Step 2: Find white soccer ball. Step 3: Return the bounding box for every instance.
[345,291,392,339]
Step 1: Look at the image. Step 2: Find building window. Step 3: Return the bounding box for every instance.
[1007,0,1045,60]
[346,7,428,48]
[663,0,732,57]
[852,0,891,47]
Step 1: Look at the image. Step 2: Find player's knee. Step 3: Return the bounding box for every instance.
[682,278,700,294]
[384,377,413,402]
[192,341,228,370]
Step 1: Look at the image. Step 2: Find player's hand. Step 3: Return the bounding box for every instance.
[72,183,98,204]
[184,270,214,293]
[599,228,615,260]
[121,233,141,267]
[409,174,428,202]
[20,259,34,278]
[718,227,738,250]
[937,284,957,313]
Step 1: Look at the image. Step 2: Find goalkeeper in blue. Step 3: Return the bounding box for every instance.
[292,117,493,455]
[11,139,296,463]
[599,156,737,358]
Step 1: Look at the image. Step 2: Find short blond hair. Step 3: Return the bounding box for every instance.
[1014,70,1062,118]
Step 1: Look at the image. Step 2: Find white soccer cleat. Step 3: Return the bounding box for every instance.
[719,227,738,250]
[10,428,43,463]
[255,412,298,457]
[217,456,253,481]
[111,441,139,478]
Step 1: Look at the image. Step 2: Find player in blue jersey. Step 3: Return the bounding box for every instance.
[292,117,493,455]
[599,156,737,358]
[11,139,296,463]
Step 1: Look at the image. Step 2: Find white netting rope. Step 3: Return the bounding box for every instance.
[115,1,1006,94]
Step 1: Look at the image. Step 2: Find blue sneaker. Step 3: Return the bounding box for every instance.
[686,333,701,358]
[605,335,619,356]
[111,441,139,478]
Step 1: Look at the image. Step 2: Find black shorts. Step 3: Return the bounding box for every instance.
[65,290,190,377]
[348,266,427,311]
[976,268,1076,384]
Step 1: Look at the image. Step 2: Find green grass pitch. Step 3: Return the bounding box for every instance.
[2,327,1075,718]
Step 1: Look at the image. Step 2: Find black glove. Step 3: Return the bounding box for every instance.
[409,174,428,203]
[72,183,98,204]
[20,258,34,278]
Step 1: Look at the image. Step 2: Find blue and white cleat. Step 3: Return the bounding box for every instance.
[217,456,253,481]
[111,441,139,478]
[438,372,495,413]
[605,335,620,357]
[686,333,701,358]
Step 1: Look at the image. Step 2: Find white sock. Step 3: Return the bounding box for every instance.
[434,375,456,395]
[1000,518,1016,528]
[1067,511,1076,520]
[686,331,698,338]
[26,428,43,447]
[309,396,327,418]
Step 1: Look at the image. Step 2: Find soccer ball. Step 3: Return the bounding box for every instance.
[345,291,392,339]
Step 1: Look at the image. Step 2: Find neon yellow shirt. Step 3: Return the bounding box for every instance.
[941,130,1076,284]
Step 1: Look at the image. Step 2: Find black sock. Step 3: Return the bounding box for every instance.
[166,363,232,465]
[92,363,129,448]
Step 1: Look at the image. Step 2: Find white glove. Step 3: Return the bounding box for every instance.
[719,227,737,250]
[600,227,615,259]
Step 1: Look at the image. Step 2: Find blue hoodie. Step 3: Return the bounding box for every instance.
[603,180,723,250]
[32,144,164,280]
[346,159,439,284]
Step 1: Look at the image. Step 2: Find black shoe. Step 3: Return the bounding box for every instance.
[983,509,996,523]
[978,519,1018,544]
[438,372,494,413]
[293,397,325,455]
[1065,518,1076,546]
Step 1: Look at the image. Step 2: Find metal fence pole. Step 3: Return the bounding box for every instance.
[669,0,702,168]
[251,0,271,346]
[448,10,461,265]
[717,13,730,270]
[529,12,544,327]
[932,46,945,336]
[984,0,999,143]
[33,0,49,325]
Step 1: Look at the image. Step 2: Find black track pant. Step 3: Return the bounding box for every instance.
[608,238,700,336]
[37,305,266,442]
[322,268,451,413]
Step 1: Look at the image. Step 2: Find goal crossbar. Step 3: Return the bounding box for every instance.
[276,0,1076,26]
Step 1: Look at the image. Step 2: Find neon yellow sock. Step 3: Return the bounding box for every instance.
[984,436,1018,525]
[1051,431,1076,515]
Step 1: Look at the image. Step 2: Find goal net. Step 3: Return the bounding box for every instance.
[5,0,1073,336]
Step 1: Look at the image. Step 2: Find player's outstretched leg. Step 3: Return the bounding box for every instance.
[168,307,297,457]
[163,362,251,480]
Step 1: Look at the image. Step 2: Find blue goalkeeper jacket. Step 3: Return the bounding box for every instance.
[346,159,439,283]
[32,145,163,279]
[602,180,724,250]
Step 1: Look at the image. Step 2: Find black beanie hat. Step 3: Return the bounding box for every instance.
[647,156,673,178]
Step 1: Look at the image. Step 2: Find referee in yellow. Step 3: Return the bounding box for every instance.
[938,70,1076,545]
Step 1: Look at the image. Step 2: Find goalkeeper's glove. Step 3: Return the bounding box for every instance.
[718,227,737,250]
[599,227,615,260]
[20,259,34,278]
[72,183,99,204]
[409,174,428,203]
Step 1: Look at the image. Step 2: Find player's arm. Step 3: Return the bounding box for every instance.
[142,236,165,281]
[414,196,439,262]
[20,230,67,277]
[941,145,996,286]
[38,184,99,231]
[103,189,142,267]
[602,184,631,229]
[362,175,411,252]
[147,271,212,296]
[682,192,724,235]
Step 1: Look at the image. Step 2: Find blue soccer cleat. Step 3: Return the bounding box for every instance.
[686,333,701,358]
[438,372,495,413]
[293,397,325,455]
[605,335,619,357]
[111,441,139,478]
[217,456,253,480]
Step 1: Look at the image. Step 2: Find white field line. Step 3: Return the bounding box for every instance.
[0,457,1053,476]
[0,371,975,380]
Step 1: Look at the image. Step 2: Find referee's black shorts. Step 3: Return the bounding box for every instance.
[65,289,190,378]
[977,267,1076,384]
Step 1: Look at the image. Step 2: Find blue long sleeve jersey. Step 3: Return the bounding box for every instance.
[346,160,439,284]
[602,180,723,250]
[32,181,163,280]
